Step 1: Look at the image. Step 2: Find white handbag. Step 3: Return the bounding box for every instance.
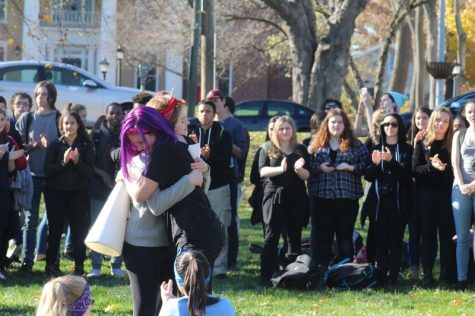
[85,182,130,257]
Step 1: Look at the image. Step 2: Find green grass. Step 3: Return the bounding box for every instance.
[1,132,475,315]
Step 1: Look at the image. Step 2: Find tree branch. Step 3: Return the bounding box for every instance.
[224,14,288,39]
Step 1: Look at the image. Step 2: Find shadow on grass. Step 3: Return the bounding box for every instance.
[0,306,36,316]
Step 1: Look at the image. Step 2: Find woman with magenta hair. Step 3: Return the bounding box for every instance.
[123,96,225,286]
[118,106,206,315]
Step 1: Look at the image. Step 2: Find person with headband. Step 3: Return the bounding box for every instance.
[159,248,235,316]
[36,275,93,316]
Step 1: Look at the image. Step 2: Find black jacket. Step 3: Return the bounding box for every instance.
[363,113,413,221]
[44,136,94,191]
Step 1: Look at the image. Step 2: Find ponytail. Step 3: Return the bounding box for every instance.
[175,249,213,316]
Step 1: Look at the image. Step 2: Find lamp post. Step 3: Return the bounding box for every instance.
[99,58,110,80]
[116,47,124,86]
[138,63,150,91]
[452,63,462,97]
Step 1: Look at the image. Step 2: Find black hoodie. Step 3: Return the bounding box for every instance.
[363,113,413,220]
[188,120,233,190]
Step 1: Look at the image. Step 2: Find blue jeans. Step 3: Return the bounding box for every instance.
[452,184,475,281]
[89,198,122,270]
[36,213,48,255]
[22,177,48,264]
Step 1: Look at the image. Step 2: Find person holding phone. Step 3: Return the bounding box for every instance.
[308,108,368,267]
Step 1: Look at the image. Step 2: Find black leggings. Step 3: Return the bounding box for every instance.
[312,197,358,266]
[122,242,174,316]
[417,187,456,281]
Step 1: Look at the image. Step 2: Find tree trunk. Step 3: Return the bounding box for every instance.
[388,21,411,93]
[413,6,427,110]
[201,0,216,97]
[453,0,466,96]
[307,0,368,111]
[424,2,437,108]
[263,0,317,105]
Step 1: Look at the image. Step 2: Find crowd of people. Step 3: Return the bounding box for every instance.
[1,82,475,315]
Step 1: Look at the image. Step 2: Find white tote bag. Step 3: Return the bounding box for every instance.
[85,182,130,257]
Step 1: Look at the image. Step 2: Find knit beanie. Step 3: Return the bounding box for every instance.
[386,91,408,110]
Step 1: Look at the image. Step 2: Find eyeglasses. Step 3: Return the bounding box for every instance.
[382,122,398,128]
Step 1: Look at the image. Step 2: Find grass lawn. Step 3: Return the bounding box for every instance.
[1,131,474,315]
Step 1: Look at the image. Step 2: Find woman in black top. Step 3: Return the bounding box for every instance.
[44,111,94,277]
[258,116,310,283]
[412,107,456,286]
[364,113,413,284]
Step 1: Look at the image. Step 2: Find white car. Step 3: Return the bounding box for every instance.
[0,60,145,126]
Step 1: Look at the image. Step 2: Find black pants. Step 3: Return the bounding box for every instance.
[45,188,90,267]
[373,200,405,281]
[123,242,173,316]
[312,197,358,266]
[408,183,421,269]
[418,187,456,281]
[260,189,305,280]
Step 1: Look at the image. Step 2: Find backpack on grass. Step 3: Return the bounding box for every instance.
[270,254,323,290]
[324,258,377,290]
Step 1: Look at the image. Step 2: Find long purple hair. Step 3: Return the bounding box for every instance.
[120,106,176,180]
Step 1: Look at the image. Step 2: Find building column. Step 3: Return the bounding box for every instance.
[98,0,117,84]
[21,0,41,60]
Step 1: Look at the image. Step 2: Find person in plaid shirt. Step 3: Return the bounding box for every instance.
[308,108,368,268]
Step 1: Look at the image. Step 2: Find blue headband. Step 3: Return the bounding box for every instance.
[174,247,211,287]
[67,283,92,316]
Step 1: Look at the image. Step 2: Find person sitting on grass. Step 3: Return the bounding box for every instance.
[159,249,235,316]
[36,275,94,316]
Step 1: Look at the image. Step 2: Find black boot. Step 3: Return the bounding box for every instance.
[74,263,84,276]
[45,264,63,278]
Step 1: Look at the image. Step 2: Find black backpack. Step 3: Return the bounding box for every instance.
[270,254,323,290]
[324,259,377,290]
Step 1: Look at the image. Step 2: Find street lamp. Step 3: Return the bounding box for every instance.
[116,47,124,86]
[99,57,110,80]
[138,63,150,91]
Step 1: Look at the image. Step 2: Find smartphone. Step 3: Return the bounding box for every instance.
[361,87,368,95]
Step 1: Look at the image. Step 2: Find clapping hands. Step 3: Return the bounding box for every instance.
[371,147,392,165]
[64,148,80,164]
[430,154,447,171]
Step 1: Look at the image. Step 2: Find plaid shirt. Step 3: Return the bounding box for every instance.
[308,141,368,200]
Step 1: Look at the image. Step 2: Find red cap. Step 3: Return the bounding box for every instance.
[206,88,225,99]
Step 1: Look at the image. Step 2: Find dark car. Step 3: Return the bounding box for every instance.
[401,91,475,132]
[234,99,315,132]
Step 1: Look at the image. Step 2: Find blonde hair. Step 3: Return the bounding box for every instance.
[36,275,87,316]
[146,94,186,126]
[423,107,453,150]
[370,109,387,145]
[268,116,298,159]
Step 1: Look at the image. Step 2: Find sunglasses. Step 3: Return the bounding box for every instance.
[382,122,398,128]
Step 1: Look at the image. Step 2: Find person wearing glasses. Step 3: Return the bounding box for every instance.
[364,113,413,285]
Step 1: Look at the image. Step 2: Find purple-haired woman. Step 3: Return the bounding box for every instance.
[118,106,207,315]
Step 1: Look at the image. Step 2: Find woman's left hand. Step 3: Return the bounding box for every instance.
[191,158,209,173]
[461,183,475,195]
[294,157,305,172]
[381,147,392,162]
[335,162,353,172]
[160,279,175,304]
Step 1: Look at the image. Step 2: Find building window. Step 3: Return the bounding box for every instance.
[0,0,6,22]
[48,0,97,27]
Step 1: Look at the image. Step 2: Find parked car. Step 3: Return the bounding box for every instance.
[234,99,315,132]
[0,60,145,126]
[400,91,475,133]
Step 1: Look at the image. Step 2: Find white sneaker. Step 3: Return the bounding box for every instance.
[86,269,101,277]
[6,239,16,258]
[111,268,125,277]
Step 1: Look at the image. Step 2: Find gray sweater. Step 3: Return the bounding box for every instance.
[15,111,59,177]
[124,173,208,247]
